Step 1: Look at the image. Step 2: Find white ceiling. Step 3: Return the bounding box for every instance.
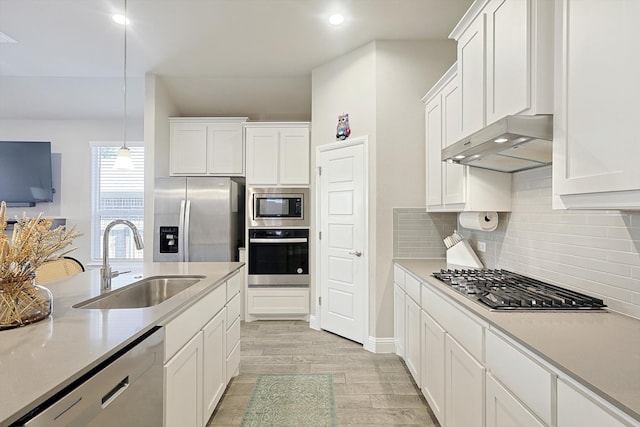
[0,0,472,121]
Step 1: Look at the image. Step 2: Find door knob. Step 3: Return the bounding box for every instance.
[349,250,362,257]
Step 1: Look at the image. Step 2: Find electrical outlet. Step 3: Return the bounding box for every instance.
[477,241,486,253]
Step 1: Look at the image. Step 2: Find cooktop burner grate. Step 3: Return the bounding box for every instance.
[432,269,607,311]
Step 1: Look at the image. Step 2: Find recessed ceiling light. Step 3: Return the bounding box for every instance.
[0,31,17,43]
[329,14,344,25]
[112,14,130,25]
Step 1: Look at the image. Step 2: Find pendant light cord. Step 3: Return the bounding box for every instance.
[123,0,127,150]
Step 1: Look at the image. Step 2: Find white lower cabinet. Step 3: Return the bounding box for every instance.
[445,334,485,427]
[202,309,226,423]
[557,378,633,427]
[486,373,545,427]
[246,288,309,318]
[393,284,405,358]
[163,271,243,427]
[165,332,203,427]
[421,310,445,426]
[404,296,421,388]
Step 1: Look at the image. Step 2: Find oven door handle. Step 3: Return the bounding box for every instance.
[249,238,308,243]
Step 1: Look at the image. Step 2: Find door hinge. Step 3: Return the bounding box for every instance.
[319,231,322,240]
[318,166,322,176]
[318,296,322,306]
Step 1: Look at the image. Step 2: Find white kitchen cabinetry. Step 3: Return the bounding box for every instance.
[202,309,226,423]
[456,7,486,137]
[163,271,242,427]
[245,123,310,186]
[485,329,554,426]
[450,0,553,135]
[405,296,422,388]
[169,117,247,176]
[484,0,554,124]
[552,0,640,209]
[445,334,486,427]
[557,378,636,427]
[165,332,203,427]
[424,65,511,212]
[421,310,446,426]
[246,288,310,319]
[486,373,545,427]
[393,284,405,358]
[225,272,242,382]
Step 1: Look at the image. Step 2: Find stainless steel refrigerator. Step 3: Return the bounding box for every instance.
[153,177,242,262]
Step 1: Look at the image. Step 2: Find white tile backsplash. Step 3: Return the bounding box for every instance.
[392,166,640,318]
[457,166,640,319]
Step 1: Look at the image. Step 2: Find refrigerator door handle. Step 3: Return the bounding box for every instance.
[184,199,192,261]
[178,200,186,262]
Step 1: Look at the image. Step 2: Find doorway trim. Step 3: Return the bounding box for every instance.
[314,135,370,348]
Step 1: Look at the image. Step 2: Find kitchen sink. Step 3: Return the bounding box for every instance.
[73,275,206,309]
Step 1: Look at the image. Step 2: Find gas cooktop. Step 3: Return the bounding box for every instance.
[432,269,607,311]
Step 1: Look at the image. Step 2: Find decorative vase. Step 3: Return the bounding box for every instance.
[0,273,53,330]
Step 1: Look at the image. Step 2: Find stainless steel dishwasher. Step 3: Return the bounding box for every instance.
[13,327,164,427]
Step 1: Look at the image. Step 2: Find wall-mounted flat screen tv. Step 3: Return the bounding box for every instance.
[0,141,54,207]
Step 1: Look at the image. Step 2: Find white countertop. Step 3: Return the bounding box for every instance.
[0,262,243,426]
[395,258,640,422]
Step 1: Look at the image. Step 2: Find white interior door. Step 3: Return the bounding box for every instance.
[318,140,366,343]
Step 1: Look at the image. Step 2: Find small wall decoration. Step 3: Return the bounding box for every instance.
[336,113,351,141]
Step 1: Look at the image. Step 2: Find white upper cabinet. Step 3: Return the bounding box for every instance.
[170,118,247,176]
[450,0,553,135]
[245,123,310,186]
[552,0,640,209]
[485,0,554,123]
[424,64,511,212]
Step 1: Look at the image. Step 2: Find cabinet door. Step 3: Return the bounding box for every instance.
[441,74,465,205]
[553,0,640,203]
[207,123,244,175]
[165,332,203,427]
[486,374,545,427]
[202,309,226,423]
[404,297,421,388]
[485,0,529,123]
[279,127,310,185]
[425,95,443,207]
[458,14,486,137]
[421,310,446,426]
[557,379,629,427]
[446,334,485,427]
[393,284,406,358]
[245,127,279,185]
[170,123,208,175]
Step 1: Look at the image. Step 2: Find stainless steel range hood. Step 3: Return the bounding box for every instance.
[441,115,553,173]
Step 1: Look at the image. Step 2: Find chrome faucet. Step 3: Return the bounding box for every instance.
[101,219,144,290]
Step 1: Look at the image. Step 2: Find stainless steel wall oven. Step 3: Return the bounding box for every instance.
[248,228,309,287]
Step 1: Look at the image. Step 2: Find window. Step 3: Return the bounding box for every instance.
[91,142,144,261]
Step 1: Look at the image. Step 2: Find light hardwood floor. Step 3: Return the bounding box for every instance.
[207,320,439,426]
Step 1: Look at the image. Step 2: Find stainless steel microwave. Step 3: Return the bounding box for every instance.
[248,187,309,227]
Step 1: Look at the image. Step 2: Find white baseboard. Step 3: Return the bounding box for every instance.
[309,314,320,330]
[363,336,395,354]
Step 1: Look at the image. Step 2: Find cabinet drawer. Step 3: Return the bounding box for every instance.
[486,329,554,426]
[226,317,241,357]
[226,292,241,327]
[165,284,226,362]
[226,340,241,383]
[226,271,242,298]
[405,273,421,303]
[393,265,406,290]
[422,283,485,361]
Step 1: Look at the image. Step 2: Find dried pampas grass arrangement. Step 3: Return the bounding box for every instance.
[0,201,82,329]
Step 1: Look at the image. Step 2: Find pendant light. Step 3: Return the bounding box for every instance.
[113,0,134,170]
